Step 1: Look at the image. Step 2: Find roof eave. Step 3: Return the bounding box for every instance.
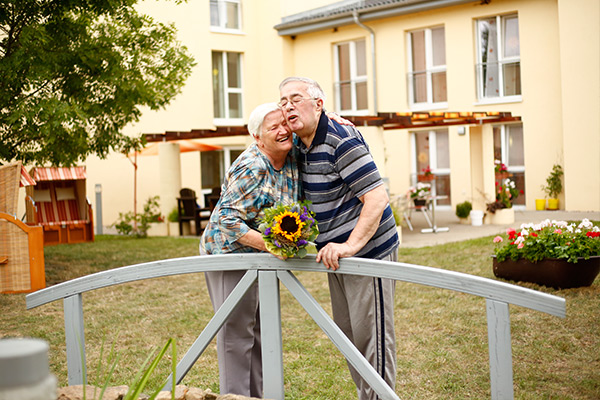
[275,0,478,37]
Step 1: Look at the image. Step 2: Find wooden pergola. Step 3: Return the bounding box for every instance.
[143,111,521,142]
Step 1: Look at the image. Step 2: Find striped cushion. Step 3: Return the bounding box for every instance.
[38,199,85,225]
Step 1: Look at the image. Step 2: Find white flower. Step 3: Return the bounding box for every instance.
[578,218,593,229]
[552,220,568,229]
[514,236,525,244]
[521,229,529,237]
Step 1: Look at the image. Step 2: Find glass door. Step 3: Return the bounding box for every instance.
[411,129,451,207]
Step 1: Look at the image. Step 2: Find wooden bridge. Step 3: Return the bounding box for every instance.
[26,254,566,400]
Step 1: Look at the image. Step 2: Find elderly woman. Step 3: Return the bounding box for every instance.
[200,103,299,397]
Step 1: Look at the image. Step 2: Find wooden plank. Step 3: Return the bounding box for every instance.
[278,271,400,400]
[64,294,86,386]
[486,299,514,400]
[26,254,566,318]
[259,271,284,399]
[163,270,258,390]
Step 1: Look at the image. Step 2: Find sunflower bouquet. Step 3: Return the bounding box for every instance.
[258,201,319,258]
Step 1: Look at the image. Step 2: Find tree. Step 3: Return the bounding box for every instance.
[0,0,195,166]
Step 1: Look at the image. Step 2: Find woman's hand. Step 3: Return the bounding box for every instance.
[326,112,354,126]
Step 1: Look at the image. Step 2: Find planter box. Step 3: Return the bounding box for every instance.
[147,222,179,237]
[493,256,600,289]
[490,207,514,225]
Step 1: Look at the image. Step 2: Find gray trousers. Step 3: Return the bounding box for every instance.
[328,249,398,400]
[202,249,262,397]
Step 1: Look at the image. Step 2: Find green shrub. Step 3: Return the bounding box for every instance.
[113,196,162,238]
[167,207,179,223]
[455,201,472,219]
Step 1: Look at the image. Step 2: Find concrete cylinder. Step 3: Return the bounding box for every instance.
[0,338,57,400]
[158,142,182,218]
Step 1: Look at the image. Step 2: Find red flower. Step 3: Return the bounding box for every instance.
[530,232,538,237]
[507,228,517,240]
[587,231,600,238]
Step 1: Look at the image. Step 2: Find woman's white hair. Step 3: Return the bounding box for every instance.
[247,102,281,139]
[278,76,327,102]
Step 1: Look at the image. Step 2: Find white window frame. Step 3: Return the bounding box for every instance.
[406,26,448,111]
[210,0,242,33]
[496,124,525,175]
[333,39,369,115]
[475,14,522,104]
[494,123,525,209]
[212,51,244,126]
[410,129,451,209]
[200,146,245,204]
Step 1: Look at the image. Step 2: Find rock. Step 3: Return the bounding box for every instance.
[182,387,204,400]
[155,385,188,400]
[57,385,129,400]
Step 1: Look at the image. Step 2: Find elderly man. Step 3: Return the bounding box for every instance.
[200,103,299,397]
[279,77,399,400]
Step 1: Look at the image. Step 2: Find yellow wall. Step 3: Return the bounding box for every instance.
[281,0,599,212]
[558,0,600,211]
[75,0,600,229]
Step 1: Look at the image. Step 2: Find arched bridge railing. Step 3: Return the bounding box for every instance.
[26,254,566,400]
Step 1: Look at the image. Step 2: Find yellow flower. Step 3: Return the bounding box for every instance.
[272,211,305,241]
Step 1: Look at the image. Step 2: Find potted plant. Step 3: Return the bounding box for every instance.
[541,164,563,210]
[486,178,520,224]
[492,219,600,288]
[418,165,435,182]
[455,201,472,224]
[494,160,510,180]
[408,182,431,206]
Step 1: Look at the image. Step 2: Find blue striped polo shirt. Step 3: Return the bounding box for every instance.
[297,112,399,259]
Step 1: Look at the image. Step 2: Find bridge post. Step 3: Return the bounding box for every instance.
[486,299,514,400]
[259,271,285,400]
[64,294,86,385]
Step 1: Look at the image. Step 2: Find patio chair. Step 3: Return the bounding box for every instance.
[0,162,45,293]
[177,188,208,236]
[393,194,433,231]
[0,212,45,293]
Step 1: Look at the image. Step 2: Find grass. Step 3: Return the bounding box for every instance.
[1,235,599,399]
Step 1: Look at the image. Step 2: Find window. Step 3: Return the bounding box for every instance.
[411,129,451,206]
[476,14,521,100]
[210,0,241,31]
[212,51,243,123]
[407,27,447,108]
[201,148,244,197]
[493,123,525,206]
[334,39,368,114]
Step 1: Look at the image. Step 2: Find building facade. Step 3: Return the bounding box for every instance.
[78,0,599,231]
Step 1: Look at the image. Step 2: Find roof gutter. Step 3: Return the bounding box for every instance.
[352,11,378,113]
[275,0,477,37]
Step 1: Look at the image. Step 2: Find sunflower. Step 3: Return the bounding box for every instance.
[259,201,319,258]
[272,211,305,241]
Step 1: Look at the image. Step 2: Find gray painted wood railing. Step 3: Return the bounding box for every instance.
[26,254,566,400]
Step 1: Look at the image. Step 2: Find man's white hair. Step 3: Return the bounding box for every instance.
[247,102,281,138]
[279,76,327,102]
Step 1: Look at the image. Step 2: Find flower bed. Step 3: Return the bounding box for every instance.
[493,219,600,263]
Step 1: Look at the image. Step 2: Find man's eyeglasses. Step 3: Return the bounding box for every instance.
[278,95,317,108]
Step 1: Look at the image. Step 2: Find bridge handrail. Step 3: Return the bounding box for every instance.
[26,254,566,400]
[27,254,565,317]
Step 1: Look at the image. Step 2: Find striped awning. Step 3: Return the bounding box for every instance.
[31,167,87,181]
[19,166,36,187]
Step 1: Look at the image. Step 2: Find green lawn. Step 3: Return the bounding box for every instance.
[1,235,599,399]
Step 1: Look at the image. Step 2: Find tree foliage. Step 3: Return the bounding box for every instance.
[0,0,195,166]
